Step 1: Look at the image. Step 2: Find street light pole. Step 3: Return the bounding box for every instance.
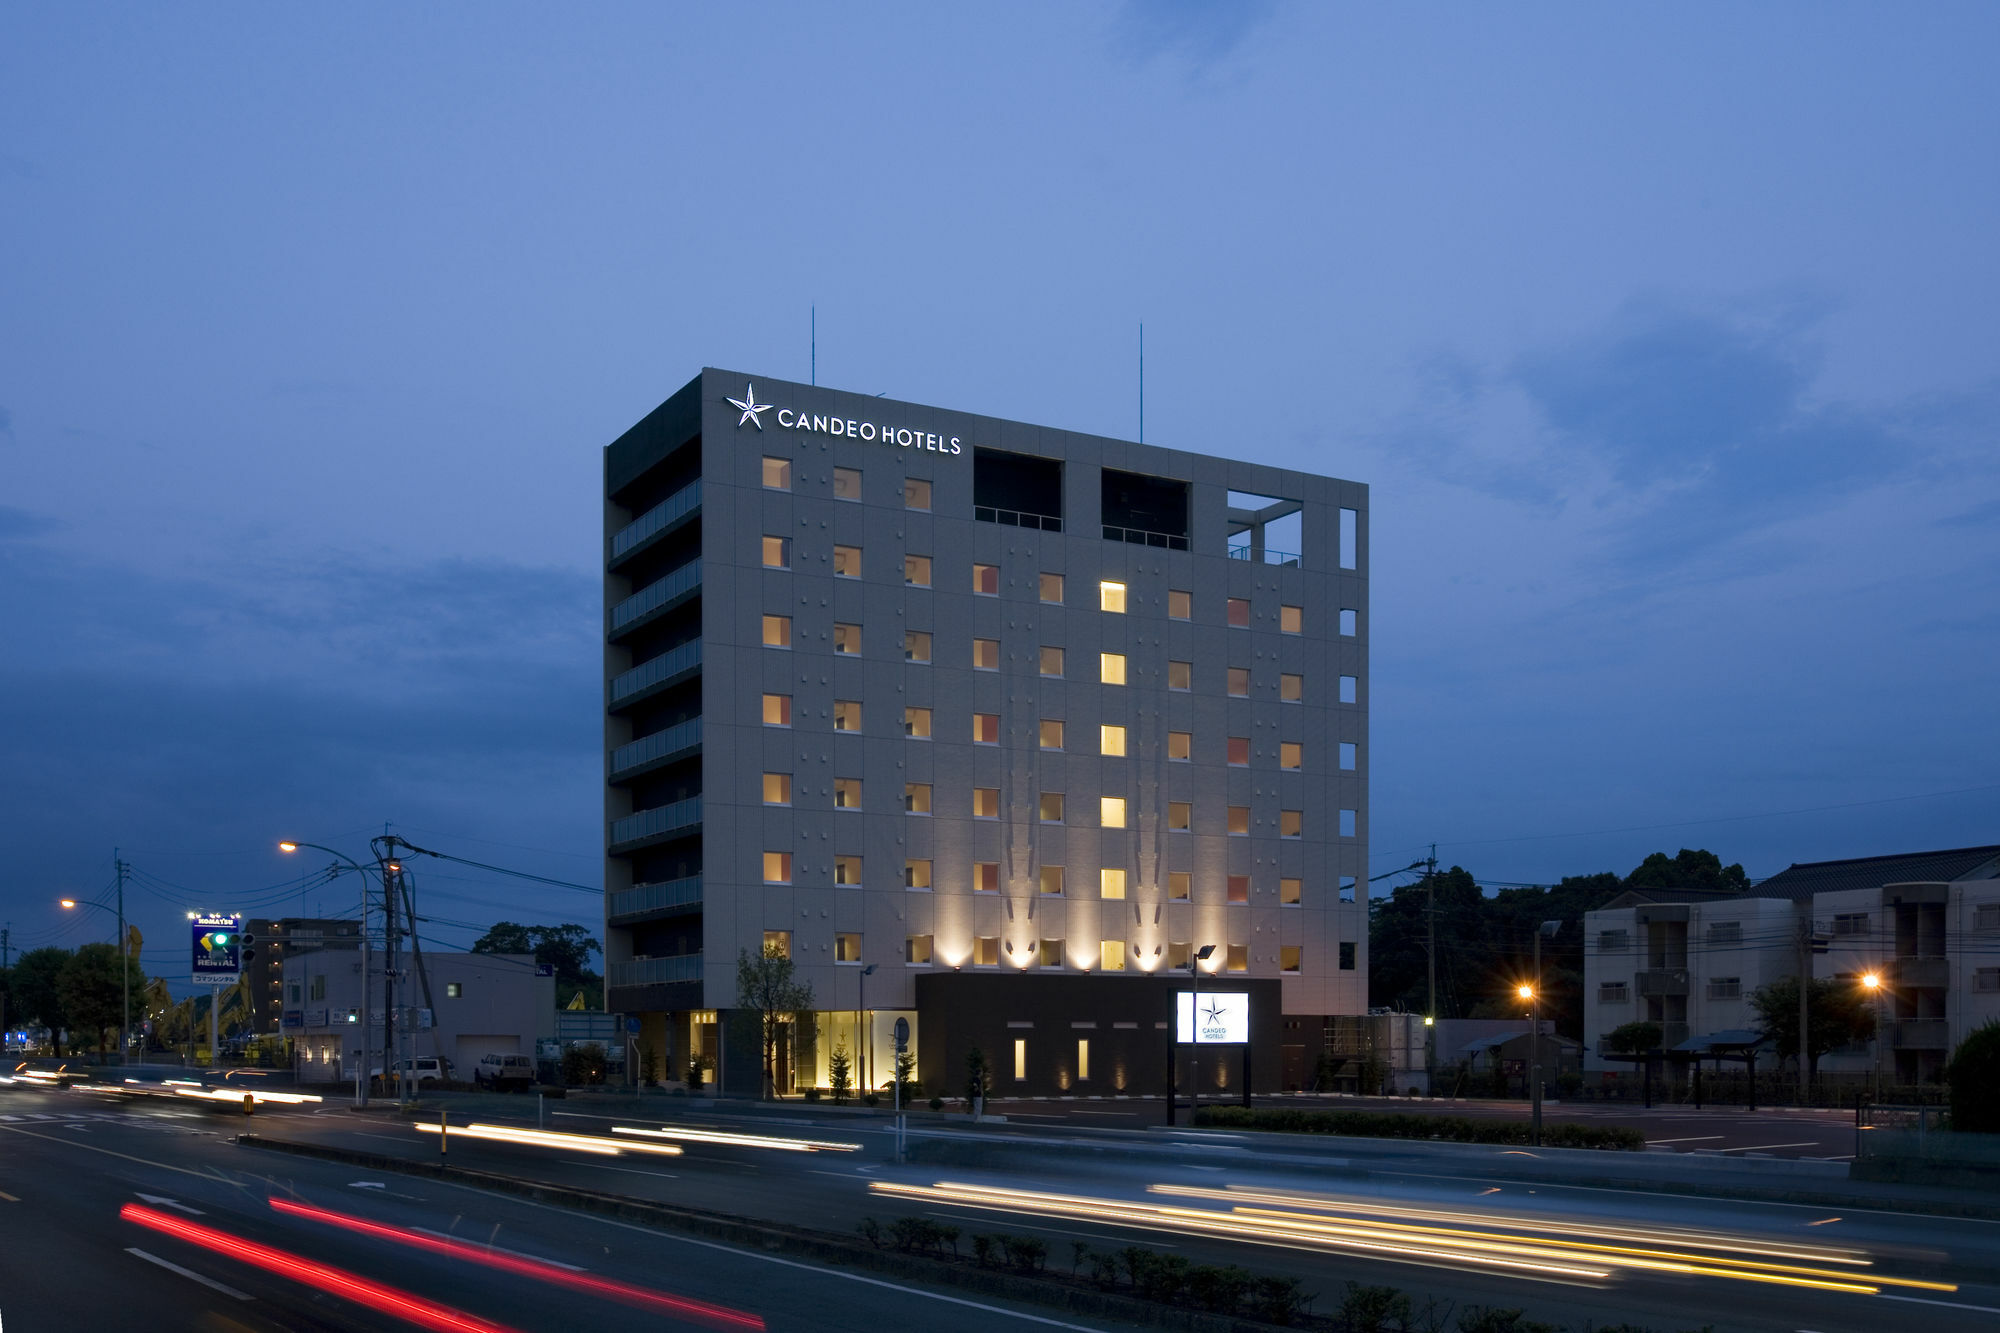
[59,893,131,1066]
[1862,971,1886,1103]
[858,963,877,1096]
[1187,943,1217,1115]
[280,841,377,1107]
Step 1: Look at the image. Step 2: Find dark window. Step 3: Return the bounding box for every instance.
[1101,468,1189,548]
[1339,942,1356,971]
[974,448,1063,530]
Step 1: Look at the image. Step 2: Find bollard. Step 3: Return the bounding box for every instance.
[440,1108,448,1156]
[537,1091,545,1130]
[243,1092,255,1117]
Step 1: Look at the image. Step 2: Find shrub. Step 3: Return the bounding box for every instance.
[1251,1274,1311,1324]
[970,1233,995,1267]
[802,1086,821,1102]
[1457,1307,1558,1333]
[1002,1235,1047,1272]
[562,1042,608,1086]
[1342,1281,1412,1332]
[856,1217,882,1248]
[1186,1263,1255,1313]
[1945,1021,2000,1133]
[929,1095,944,1111]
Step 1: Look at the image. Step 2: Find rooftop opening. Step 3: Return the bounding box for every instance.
[1226,490,1302,566]
[1101,468,1189,550]
[974,448,1063,531]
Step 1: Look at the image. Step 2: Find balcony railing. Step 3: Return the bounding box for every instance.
[1889,955,1950,989]
[1105,524,1189,551]
[974,505,1061,532]
[1226,542,1298,566]
[609,479,701,567]
[608,796,701,851]
[608,639,701,710]
[609,953,703,988]
[608,558,701,637]
[1636,969,1689,998]
[608,717,702,782]
[1894,1019,1950,1050]
[607,876,703,924]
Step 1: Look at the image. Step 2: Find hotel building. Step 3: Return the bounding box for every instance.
[603,369,1368,1095]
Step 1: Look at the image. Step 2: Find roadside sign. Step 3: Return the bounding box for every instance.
[893,1017,909,1051]
[190,913,242,984]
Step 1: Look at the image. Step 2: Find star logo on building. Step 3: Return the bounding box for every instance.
[1202,1000,1227,1026]
[727,383,771,430]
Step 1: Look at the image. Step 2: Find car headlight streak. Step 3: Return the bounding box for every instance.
[412,1121,683,1157]
[609,1124,861,1153]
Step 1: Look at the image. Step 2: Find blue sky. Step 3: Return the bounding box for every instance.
[3,4,1996,985]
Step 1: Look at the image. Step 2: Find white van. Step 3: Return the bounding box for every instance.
[474,1052,535,1090]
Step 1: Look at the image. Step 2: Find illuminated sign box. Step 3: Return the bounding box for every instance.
[1175,991,1249,1044]
[190,912,242,984]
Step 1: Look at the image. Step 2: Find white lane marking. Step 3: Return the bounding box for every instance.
[1644,1136,1725,1144]
[349,1181,386,1189]
[136,1193,205,1216]
[125,1247,254,1300]
[575,1162,680,1180]
[503,1194,1112,1329]
[1715,1141,1823,1153]
[410,1226,587,1271]
[1876,1293,2000,1315]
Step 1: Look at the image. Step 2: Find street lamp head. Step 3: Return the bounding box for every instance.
[1195,944,1217,960]
[1517,984,1535,1000]
[278,841,299,853]
[861,963,877,976]
[1861,972,1881,990]
[59,898,77,909]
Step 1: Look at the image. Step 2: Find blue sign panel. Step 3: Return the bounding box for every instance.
[191,912,242,984]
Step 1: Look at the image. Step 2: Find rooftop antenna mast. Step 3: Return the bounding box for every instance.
[811,305,816,386]
[1138,323,1144,443]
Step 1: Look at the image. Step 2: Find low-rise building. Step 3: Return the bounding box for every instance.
[283,950,556,1083]
[1583,845,2000,1084]
[242,917,360,1037]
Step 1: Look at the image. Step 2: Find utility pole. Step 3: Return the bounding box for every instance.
[115,851,132,1065]
[2,925,10,1055]
[379,842,398,1103]
[1425,847,1438,1085]
[1797,906,1812,1106]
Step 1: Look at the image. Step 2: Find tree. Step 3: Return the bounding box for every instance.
[472,921,604,1009]
[1945,1022,2000,1134]
[829,1042,853,1103]
[13,947,73,1055]
[1624,849,1749,895]
[59,943,143,1057]
[1601,1021,1663,1056]
[1749,976,1877,1080]
[736,944,815,1099]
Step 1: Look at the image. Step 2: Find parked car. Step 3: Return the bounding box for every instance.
[473,1053,534,1090]
[370,1056,452,1088]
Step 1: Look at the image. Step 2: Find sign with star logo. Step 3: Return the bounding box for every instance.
[1176,991,1249,1044]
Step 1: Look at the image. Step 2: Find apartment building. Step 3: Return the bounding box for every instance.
[242,916,359,1037]
[603,369,1369,1095]
[1584,845,2000,1083]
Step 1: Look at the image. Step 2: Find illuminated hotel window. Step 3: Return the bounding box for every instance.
[1100,868,1127,900]
[834,544,861,577]
[1228,875,1250,904]
[763,930,791,958]
[1227,737,1250,766]
[1227,806,1250,835]
[833,700,861,731]
[1039,720,1064,750]
[1168,731,1191,761]
[1168,660,1191,691]
[1226,944,1248,972]
[1039,938,1064,968]
[1077,1037,1093,1077]
[1228,667,1249,697]
[905,859,932,889]
[1098,942,1124,972]
[833,466,861,500]
[1039,866,1064,896]
[1038,793,1064,824]
[975,936,999,966]
[904,478,931,510]
[1100,652,1127,685]
[974,713,999,744]
[1039,646,1064,676]
[1169,872,1191,901]
[1167,941,1190,969]
[833,623,861,655]
[762,693,791,726]
[973,563,999,595]
[1099,581,1127,613]
[975,861,999,892]
[974,788,999,818]
[1281,946,1302,973]
[904,783,932,814]
[835,855,863,886]
[1039,573,1064,603]
[1280,877,1302,905]
[762,535,789,568]
[904,554,932,587]
[762,615,791,648]
[904,631,931,662]
[834,778,861,809]
[1227,597,1250,628]
[836,933,862,963]
[906,934,932,965]
[761,457,791,490]
[762,852,791,884]
[1281,673,1303,702]
[972,637,999,670]
[1168,802,1191,831]
[1281,605,1302,634]
[761,773,791,806]
[904,706,932,738]
[1280,742,1302,770]
[1168,589,1190,619]
[1100,796,1127,828]
[1014,1039,1027,1079]
[1100,724,1126,756]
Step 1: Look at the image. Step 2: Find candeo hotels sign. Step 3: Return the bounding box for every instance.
[728,383,964,455]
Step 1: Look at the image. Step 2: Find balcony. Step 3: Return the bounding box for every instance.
[1890,956,1950,989]
[607,558,701,639]
[607,875,703,925]
[608,953,703,989]
[608,639,701,711]
[1226,542,1299,566]
[1636,969,1689,998]
[975,505,1060,532]
[1106,524,1189,551]
[608,795,702,853]
[608,717,701,783]
[609,480,701,569]
[1894,1019,1950,1050]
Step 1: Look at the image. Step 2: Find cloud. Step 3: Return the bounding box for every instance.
[1937,496,2000,529]
[1110,0,1278,69]
[0,505,57,540]
[0,404,12,437]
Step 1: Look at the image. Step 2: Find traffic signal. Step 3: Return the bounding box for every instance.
[240,932,256,964]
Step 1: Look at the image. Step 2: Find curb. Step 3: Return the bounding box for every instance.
[233,1134,1310,1331]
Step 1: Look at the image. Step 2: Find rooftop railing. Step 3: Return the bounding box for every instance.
[609,479,702,565]
[1105,524,1190,551]
[608,558,701,637]
[975,505,1062,532]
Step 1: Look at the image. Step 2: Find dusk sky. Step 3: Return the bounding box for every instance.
[4,5,1995,988]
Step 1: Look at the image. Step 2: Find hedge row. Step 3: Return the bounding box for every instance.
[1194,1105,1646,1150]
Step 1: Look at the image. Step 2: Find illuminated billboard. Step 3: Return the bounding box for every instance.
[1175,991,1249,1044]
[191,912,242,984]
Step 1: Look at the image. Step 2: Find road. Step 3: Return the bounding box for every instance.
[4,1083,1997,1332]
[0,1089,1132,1332]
